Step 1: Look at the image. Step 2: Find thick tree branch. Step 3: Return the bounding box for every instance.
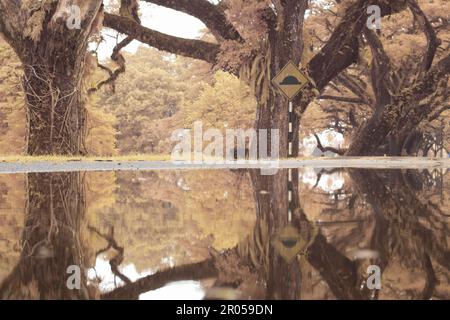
[407,0,440,73]
[314,133,346,155]
[319,95,366,104]
[0,1,21,44]
[308,0,407,91]
[363,28,394,110]
[142,0,242,42]
[103,13,220,64]
[405,53,450,100]
[428,104,450,122]
[346,53,450,156]
[336,72,373,106]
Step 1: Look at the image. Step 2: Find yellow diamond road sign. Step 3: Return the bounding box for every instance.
[272,61,309,100]
[271,225,307,263]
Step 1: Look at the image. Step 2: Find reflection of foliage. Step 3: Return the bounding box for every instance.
[0,175,25,282]
[214,248,254,287]
[350,169,450,299]
[91,170,255,273]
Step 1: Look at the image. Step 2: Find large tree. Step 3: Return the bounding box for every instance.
[0,0,104,155]
[0,1,104,298]
[301,0,450,156]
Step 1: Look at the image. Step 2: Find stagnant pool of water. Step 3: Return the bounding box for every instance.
[0,168,449,299]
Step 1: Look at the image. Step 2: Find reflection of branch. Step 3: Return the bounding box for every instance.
[88,225,131,286]
[314,133,346,155]
[421,254,437,300]
[103,13,220,64]
[101,259,217,300]
[248,169,373,299]
[307,233,366,300]
[349,170,450,281]
[313,168,343,188]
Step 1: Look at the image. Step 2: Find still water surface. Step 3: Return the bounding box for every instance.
[0,168,448,299]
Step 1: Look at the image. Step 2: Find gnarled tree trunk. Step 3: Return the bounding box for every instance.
[0,1,103,299]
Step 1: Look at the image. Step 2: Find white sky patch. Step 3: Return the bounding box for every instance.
[302,130,345,156]
[140,281,205,300]
[301,168,345,192]
[96,3,206,60]
[87,256,152,292]
[88,256,205,300]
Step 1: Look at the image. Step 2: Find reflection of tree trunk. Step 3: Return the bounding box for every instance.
[249,169,302,299]
[101,168,372,300]
[248,169,367,300]
[0,173,88,299]
[349,169,450,298]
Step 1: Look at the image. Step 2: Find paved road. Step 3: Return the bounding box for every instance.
[0,157,449,174]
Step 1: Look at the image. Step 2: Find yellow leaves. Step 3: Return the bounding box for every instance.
[0,174,26,283]
[0,38,26,155]
[85,105,118,157]
[175,171,256,250]
[182,70,256,130]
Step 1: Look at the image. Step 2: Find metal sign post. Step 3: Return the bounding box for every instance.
[270,61,311,263]
[288,101,293,223]
[271,61,309,225]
